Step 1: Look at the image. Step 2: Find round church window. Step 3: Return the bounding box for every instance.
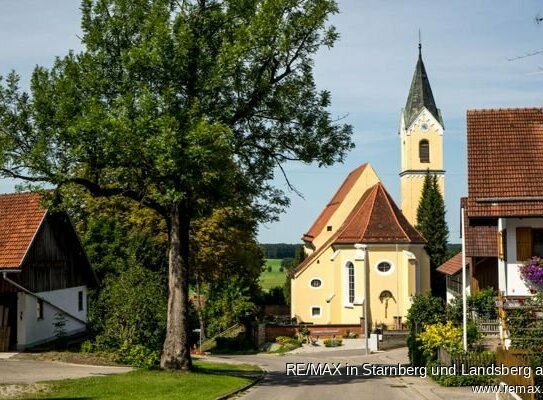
[376,261,392,274]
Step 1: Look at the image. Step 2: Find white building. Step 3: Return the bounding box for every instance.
[0,192,97,350]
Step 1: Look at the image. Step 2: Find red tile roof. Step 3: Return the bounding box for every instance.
[465,225,497,258]
[302,163,367,242]
[334,183,425,244]
[437,252,463,276]
[0,193,47,269]
[467,107,543,217]
[295,182,425,275]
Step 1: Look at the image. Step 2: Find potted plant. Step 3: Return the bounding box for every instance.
[519,257,543,292]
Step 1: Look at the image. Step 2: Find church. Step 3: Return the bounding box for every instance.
[290,44,444,330]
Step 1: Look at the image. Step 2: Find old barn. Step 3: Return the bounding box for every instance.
[0,192,97,350]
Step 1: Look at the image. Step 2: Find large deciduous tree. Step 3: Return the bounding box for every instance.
[0,0,353,370]
[416,171,449,298]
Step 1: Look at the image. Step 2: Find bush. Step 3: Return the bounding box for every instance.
[215,336,254,352]
[275,336,300,346]
[267,265,272,272]
[92,262,167,354]
[80,340,93,353]
[418,321,462,360]
[406,294,444,367]
[263,286,286,305]
[446,289,498,325]
[426,359,495,386]
[323,339,342,347]
[466,320,482,348]
[468,288,497,319]
[116,342,160,369]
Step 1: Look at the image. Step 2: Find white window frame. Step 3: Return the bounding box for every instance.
[309,278,322,289]
[375,260,395,276]
[343,260,355,308]
[310,305,322,318]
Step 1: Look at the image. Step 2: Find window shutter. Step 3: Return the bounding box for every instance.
[516,227,532,261]
[419,140,430,163]
[497,231,503,260]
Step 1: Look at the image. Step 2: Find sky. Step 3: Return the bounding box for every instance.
[1,1,543,245]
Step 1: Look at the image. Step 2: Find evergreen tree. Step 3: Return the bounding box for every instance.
[416,171,449,297]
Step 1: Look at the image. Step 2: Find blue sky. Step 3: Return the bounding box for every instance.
[1,1,543,245]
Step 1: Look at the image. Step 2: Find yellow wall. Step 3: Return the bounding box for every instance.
[292,244,430,329]
[400,174,444,227]
[400,108,444,227]
[309,165,380,252]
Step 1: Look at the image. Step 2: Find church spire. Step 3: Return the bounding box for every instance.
[404,41,442,129]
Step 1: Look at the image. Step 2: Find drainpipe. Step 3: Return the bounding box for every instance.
[2,272,86,326]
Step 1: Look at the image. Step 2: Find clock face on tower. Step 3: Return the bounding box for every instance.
[421,122,429,131]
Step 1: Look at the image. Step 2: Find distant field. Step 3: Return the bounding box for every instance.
[260,259,287,291]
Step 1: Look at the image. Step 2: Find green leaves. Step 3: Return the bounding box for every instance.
[416,171,449,296]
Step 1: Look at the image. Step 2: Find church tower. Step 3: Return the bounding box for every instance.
[400,42,444,227]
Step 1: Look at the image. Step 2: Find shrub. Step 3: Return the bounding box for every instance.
[80,340,93,353]
[215,336,254,352]
[418,321,462,360]
[92,261,167,353]
[466,320,482,348]
[468,288,497,319]
[323,338,342,347]
[116,342,160,368]
[263,287,286,305]
[275,336,300,346]
[406,294,444,367]
[427,359,495,386]
[267,265,272,272]
[446,289,498,324]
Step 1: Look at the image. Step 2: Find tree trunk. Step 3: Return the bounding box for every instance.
[160,202,192,370]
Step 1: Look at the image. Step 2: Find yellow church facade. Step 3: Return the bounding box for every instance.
[290,45,442,330]
[291,164,431,329]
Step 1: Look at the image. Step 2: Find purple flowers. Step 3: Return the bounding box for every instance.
[519,257,543,288]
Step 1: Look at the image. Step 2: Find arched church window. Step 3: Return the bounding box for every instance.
[419,140,430,163]
[346,262,355,304]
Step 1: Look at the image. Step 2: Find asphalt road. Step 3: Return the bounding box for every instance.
[209,348,494,400]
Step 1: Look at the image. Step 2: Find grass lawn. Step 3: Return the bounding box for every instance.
[259,259,287,291]
[19,362,260,400]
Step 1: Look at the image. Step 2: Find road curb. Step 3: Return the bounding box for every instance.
[215,368,266,400]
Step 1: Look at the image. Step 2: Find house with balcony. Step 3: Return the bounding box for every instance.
[451,108,543,300]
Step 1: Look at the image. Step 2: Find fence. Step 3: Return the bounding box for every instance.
[476,318,500,337]
[437,347,495,369]
[496,347,538,400]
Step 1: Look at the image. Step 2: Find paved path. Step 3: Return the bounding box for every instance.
[204,348,494,400]
[0,358,132,384]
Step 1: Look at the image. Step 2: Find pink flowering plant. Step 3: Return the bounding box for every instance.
[519,257,543,288]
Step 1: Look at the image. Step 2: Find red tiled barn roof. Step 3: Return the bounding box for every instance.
[0,193,47,269]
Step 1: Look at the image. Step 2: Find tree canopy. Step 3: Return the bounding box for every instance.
[0,0,353,370]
